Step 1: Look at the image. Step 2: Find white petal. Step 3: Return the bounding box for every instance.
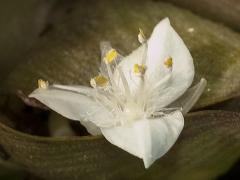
[52,84,95,96]
[80,121,102,135]
[169,78,207,115]
[101,111,184,168]
[115,18,194,107]
[145,18,194,107]
[29,86,113,135]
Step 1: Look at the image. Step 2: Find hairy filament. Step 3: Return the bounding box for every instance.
[141,43,148,65]
[106,63,118,89]
[117,67,131,98]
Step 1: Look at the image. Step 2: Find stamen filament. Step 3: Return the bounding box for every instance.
[117,67,131,97]
[141,43,148,65]
[106,63,118,90]
[93,89,116,112]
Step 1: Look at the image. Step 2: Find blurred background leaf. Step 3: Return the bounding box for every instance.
[162,0,240,32]
[0,111,239,180]
[3,0,240,110]
[0,0,56,82]
[0,160,27,180]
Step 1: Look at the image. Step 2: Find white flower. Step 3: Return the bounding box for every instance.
[29,18,206,168]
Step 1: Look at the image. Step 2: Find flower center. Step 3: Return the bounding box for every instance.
[89,29,177,126]
[123,102,145,122]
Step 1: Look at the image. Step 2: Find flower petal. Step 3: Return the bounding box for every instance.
[169,78,207,115]
[115,18,194,108]
[145,18,194,108]
[29,85,113,135]
[52,84,95,96]
[101,111,184,168]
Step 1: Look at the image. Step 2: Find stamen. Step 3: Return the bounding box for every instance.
[106,63,118,90]
[141,43,148,65]
[104,49,118,64]
[90,75,108,88]
[138,28,146,44]
[117,67,131,97]
[38,79,49,89]
[164,56,173,68]
[133,64,146,75]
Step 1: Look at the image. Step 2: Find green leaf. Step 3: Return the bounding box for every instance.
[0,110,239,179]
[203,96,240,113]
[163,0,240,31]
[0,162,27,180]
[3,0,240,108]
[0,0,55,82]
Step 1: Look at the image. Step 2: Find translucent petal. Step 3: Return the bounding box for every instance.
[29,86,113,135]
[101,111,184,168]
[169,78,207,115]
[80,121,102,135]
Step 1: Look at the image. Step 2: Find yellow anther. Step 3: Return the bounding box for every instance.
[104,49,118,64]
[133,64,146,75]
[164,57,173,68]
[138,28,146,44]
[90,75,108,88]
[38,79,49,89]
